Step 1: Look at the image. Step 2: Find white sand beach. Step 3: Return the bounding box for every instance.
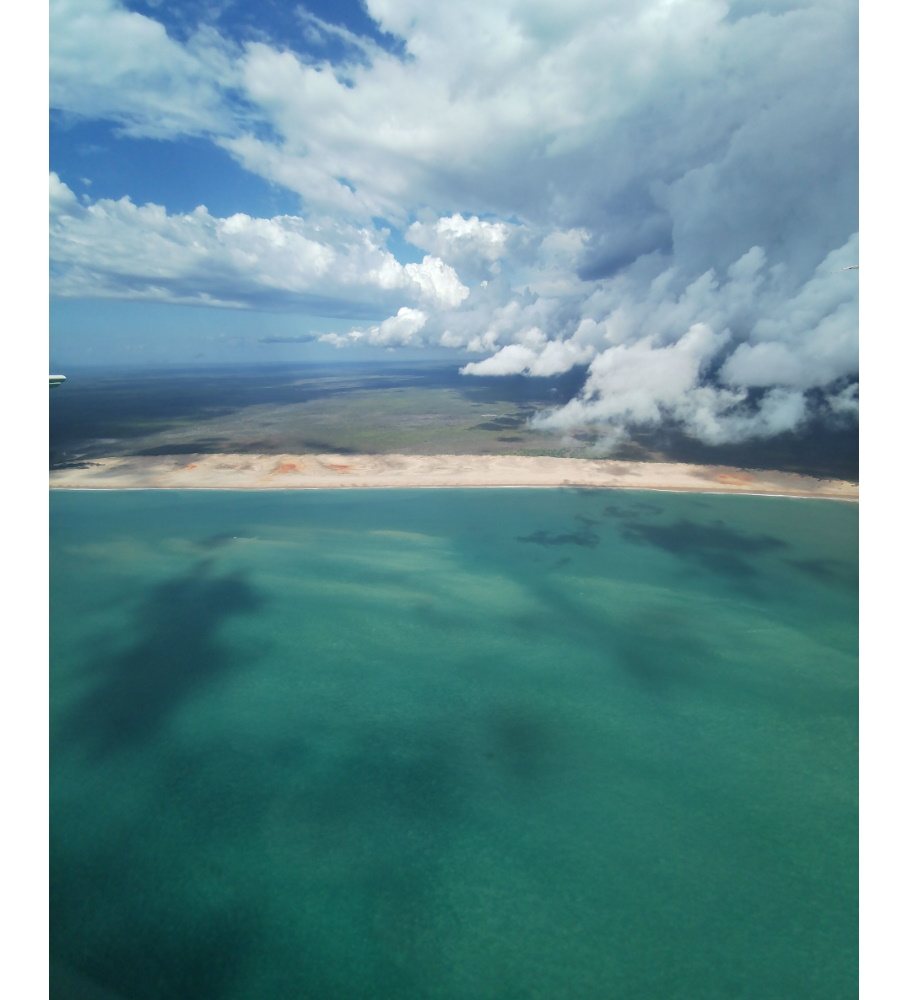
[48,453,859,500]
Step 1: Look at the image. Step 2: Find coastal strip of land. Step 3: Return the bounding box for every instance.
[49,453,859,500]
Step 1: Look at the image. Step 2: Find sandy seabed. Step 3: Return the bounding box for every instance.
[48,453,859,500]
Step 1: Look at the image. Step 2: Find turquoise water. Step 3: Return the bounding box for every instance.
[50,489,857,1000]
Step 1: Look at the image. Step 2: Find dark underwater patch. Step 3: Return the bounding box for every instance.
[60,559,264,757]
[620,518,786,578]
[603,502,664,518]
[787,557,859,592]
[517,514,601,548]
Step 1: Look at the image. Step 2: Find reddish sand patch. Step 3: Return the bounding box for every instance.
[48,455,858,500]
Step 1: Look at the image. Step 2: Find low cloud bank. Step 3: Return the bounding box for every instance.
[478,239,859,450]
[327,233,857,449]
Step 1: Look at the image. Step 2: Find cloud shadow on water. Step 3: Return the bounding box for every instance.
[51,899,253,1000]
[786,557,858,594]
[619,518,786,581]
[60,558,264,757]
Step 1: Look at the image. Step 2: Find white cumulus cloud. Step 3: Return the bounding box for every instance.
[406,215,513,265]
[320,306,430,348]
[49,174,467,313]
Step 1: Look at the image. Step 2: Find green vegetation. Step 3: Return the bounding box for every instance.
[49,364,858,480]
[51,371,578,461]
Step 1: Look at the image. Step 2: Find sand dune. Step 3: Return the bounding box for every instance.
[49,453,859,500]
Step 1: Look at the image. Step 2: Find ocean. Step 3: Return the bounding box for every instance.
[50,488,858,999]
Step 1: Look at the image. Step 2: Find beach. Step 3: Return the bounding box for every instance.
[49,452,859,499]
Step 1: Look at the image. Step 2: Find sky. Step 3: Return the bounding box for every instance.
[48,0,859,449]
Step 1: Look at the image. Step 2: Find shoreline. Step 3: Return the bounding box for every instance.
[48,453,859,501]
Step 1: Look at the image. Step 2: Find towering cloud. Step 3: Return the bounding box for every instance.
[50,0,857,446]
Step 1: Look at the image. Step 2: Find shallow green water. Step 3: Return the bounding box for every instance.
[50,489,857,1000]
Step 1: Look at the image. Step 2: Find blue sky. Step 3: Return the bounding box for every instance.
[48,0,859,446]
